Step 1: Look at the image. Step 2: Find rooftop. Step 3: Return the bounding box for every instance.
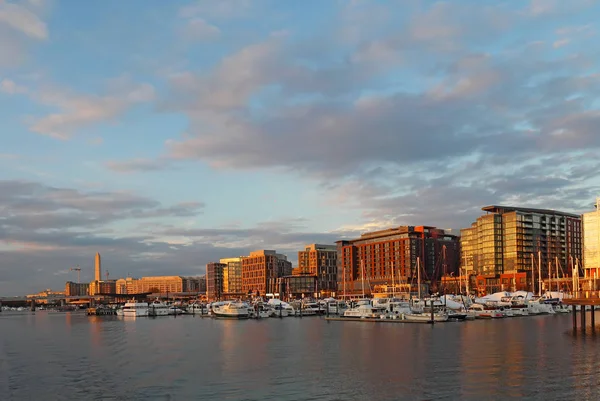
[482,205,580,218]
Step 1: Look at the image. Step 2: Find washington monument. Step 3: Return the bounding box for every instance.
[95,252,101,281]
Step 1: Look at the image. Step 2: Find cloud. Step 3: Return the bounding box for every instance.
[0,1,48,40]
[105,158,174,173]
[553,39,570,48]
[0,78,28,94]
[181,18,220,41]
[0,179,356,295]
[27,80,155,139]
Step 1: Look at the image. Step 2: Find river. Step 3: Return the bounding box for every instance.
[0,312,598,400]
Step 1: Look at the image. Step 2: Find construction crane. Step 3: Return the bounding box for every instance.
[70,265,81,283]
[105,270,109,281]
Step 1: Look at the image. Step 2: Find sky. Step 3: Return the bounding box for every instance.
[1,0,600,296]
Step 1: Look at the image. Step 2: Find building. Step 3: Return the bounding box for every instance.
[95,252,102,281]
[297,244,337,294]
[65,281,89,296]
[113,276,201,295]
[220,257,244,295]
[242,250,292,296]
[336,226,459,297]
[583,197,600,278]
[89,280,116,295]
[461,205,582,295]
[197,275,207,294]
[206,263,225,300]
[277,275,318,299]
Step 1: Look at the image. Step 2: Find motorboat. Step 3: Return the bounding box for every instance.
[343,299,386,319]
[267,299,295,317]
[403,311,449,322]
[187,302,208,315]
[212,301,250,319]
[122,300,149,317]
[467,304,503,319]
[148,300,170,317]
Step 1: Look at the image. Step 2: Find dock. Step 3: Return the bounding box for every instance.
[87,307,116,316]
[325,316,444,324]
[562,293,600,330]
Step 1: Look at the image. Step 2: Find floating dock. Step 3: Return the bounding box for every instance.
[325,317,445,324]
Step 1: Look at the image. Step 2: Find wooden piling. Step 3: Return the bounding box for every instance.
[573,305,577,330]
[592,305,596,327]
[581,305,586,329]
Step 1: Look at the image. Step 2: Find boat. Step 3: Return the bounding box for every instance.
[403,311,449,322]
[187,302,208,315]
[122,299,149,317]
[267,299,295,317]
[148,300,170,317]
[466,304,504,319]
[343,299,386,319]
[212,301,250,319]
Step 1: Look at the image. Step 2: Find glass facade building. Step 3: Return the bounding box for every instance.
[461,205,582,279]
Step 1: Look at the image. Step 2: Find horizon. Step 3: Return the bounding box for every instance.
[2,0,600,296]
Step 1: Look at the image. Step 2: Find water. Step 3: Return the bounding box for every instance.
[0,312,598,400]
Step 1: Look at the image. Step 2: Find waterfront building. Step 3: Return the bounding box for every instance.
[336,226,459,296]
[277,275,318,299]
[95,252,101,281]
[113,276,201,295]
[197,275,207,294]
[89,280,116,295]
[461,205,582,295]
[220,257,244,295]
[583,197,600,278]
[297,244,337,294]
[242,250,292,296]
[65,281,89,296]
[206,263,225,300]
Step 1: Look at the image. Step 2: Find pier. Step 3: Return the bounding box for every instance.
[562,292,600,330]
[325,316,444,324]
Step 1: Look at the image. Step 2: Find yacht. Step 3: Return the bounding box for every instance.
[403,310,449,322]
[122,300,149,317]
[267,299,295,317]
[466,304,504,319]
[187,302,208,315]
[343,299,386,319]
[148,300,170,317]
[212,301,250,319]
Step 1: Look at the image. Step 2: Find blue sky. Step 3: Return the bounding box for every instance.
[2,0,600,295]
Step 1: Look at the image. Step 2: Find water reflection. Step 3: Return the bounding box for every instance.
[1,313,599,400]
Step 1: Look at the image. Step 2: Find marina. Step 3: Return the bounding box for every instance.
[1,306,599,400]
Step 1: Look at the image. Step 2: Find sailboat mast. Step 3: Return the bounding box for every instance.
[538,250,542,296]
[555,256,560,293]
[417,257,421,300]
[391,261,395,297]
[531,253,535,294]
[361,259,365,298]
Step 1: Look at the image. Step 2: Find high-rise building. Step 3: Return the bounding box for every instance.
[336,226,459,296]
[297,244,338,293]
[95,252,101,281]
[583,198,600,278]
[206,263,225,300]
[461,205,582,293]
[220,257,244,295]
[241,250,292,296]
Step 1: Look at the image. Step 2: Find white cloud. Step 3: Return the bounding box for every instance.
[553,39,570,48]
[29,81,155,140]
[0,1,47,40]
[182,18,220,41]
[0,78,28,94]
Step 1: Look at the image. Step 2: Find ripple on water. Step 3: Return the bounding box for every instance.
[2,313,599,400]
